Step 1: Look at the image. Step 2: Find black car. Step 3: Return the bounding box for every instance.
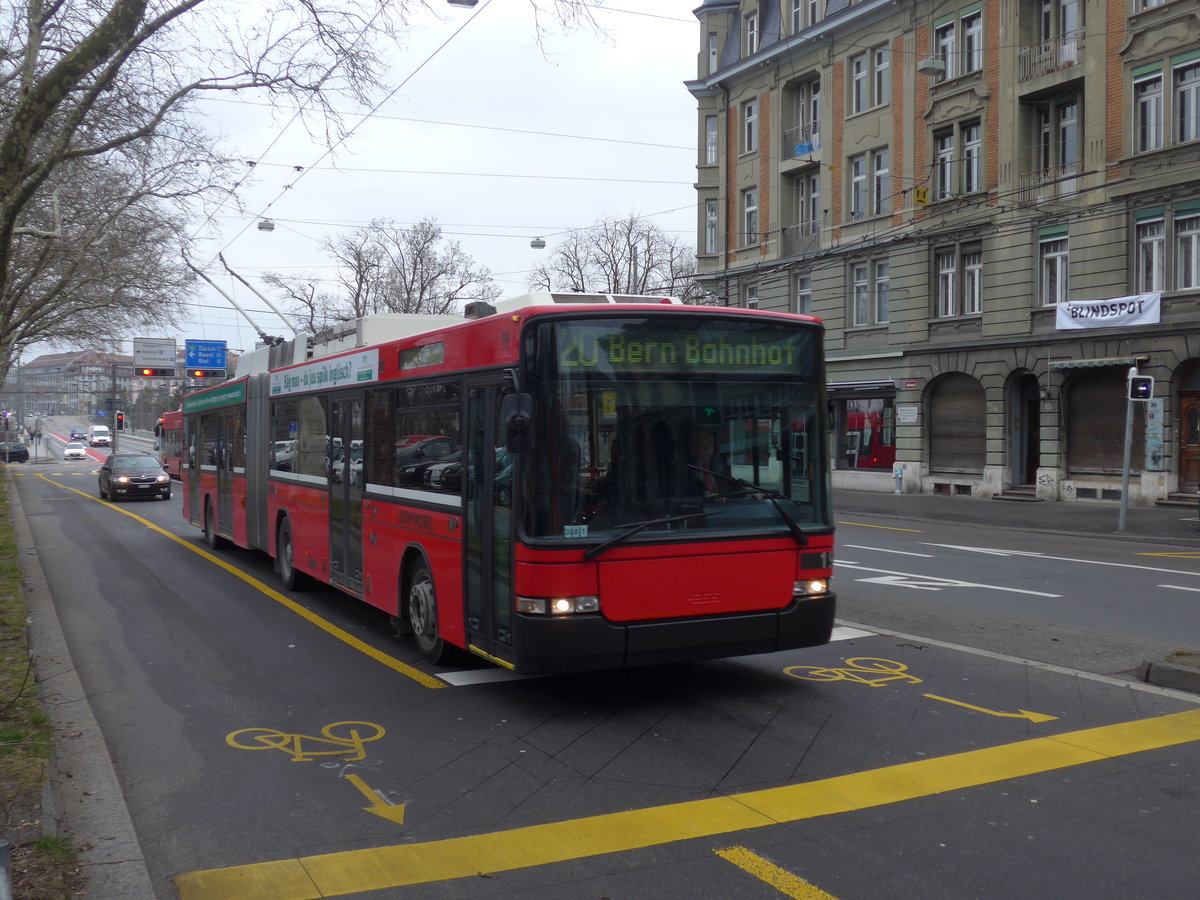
[69,426,87,441]
[0,441,29,463]
[98,453,172,501]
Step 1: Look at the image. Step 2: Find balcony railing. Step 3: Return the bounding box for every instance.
[1018,160,1082,204]
[782,123,821,162]
[1018,30,1082,82]
[780,220,821,258]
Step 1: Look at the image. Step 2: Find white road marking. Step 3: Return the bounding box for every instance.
[926,543,1200,577]
[843,544,935,558]
[838,561,1061,597]
[1159,584,1200,594]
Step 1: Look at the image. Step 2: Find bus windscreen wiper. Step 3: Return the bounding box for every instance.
[688,465,808,546]
[583,512,723,561]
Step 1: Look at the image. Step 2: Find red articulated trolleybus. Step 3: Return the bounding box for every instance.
[180,293,836,674]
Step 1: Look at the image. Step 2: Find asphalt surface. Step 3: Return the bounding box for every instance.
[14,478,1200,898]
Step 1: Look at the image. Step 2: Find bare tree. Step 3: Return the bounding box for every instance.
[529,214,706,302]
[0,0,607,384]
[264,218,501,331]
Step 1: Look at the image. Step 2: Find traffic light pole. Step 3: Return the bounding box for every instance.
[109,363,119,453]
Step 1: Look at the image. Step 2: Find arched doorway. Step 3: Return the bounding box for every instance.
[1179,361,1200,493]
[1007,372,1041,486]
[928,373,986,473]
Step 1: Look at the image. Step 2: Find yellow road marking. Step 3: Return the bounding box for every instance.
[36,474,445,691]
[923,693,1058,723]
[175,707,1200,899]
[836,520,923,533]
[715,846,839,899]
[345,774,406,825]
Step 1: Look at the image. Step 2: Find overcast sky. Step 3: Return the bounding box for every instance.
[161,0,701,358]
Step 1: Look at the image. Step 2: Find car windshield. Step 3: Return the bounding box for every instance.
[113,457,161,472]
[65,442,83,449]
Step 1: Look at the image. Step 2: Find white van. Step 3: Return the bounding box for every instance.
[88,425,111,447]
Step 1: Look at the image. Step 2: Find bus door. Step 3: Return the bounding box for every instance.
[216,417,234,533]
[463,379,514,664]
[329,396,364,593]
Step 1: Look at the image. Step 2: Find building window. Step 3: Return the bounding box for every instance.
[1039,233,1069,306]
[743,99,758,153]
[1135,71,1164,152]
[797,77,821,147]
[745,13,758,57]
[934,8,985,82]
[934,119,984,200]
[743,283,759,309]
[872,148,891,215]
[1177,62,1200,143]
[850,45,890,112]
[705,200,719,254]
[705,116,719,165]
[742,188,759,246]
[849,148,890,219]
[1130,205,1200,291]
[937,245,984,316]
[851,257,889,326]
[1179,215,1200,288]
[794,274,812,314]
[1136,217,1165,292]
[708,32,720,75]
[874,260,890,323]
[793,0,821,31]
[804,172,820,233]
[836,396,897,470]
[873,46,891,106]
[964,250,983,313]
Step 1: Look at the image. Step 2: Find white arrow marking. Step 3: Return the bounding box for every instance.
[925,544,1200,577]
[838,563,1061,597]
[925,544,1047,557]
[844,544,936,558]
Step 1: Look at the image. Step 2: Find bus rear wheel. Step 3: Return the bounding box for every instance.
[277,518,306,592]
[407,561,453,664]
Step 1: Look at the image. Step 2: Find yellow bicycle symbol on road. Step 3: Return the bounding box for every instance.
[226,721,385,762]
[784,657,924,688]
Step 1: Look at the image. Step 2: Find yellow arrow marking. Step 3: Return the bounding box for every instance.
[923,693,1058,723]
[345,774,406,825]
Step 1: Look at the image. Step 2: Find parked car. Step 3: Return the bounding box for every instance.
[394,437,458,485]
[69,426,87,441]
[98,453,172,501]
[63,441,88,460]
[0,441,29,463]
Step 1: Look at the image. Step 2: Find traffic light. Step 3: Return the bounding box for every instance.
[188,368,227,379]
[1128,375,1154,401]
[137,367,176,377]
[116,411,125,431]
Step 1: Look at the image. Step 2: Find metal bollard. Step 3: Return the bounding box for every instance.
[892,463,903,495]
[0,837,13,900]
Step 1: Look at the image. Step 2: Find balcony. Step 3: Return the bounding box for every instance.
[782,123,822,164]
[1018,161,1082,205]
[1018,31,1082,82]
[780,220,821,258]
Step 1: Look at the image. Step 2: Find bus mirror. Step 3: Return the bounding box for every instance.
[502,393,533,451]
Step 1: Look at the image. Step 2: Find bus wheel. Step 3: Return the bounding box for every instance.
[407,561,452,664]
[277,518,306,592]
[203,500,224,551]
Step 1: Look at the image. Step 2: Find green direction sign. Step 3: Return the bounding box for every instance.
[182,380,246,414]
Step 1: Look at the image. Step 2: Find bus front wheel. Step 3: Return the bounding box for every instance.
[277,518,306,592]
[203,500,224,550]
[407,561,452,664]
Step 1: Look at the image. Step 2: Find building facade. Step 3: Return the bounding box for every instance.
[688,0,1200,505]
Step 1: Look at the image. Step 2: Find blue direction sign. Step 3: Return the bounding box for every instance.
[185,339,228,369]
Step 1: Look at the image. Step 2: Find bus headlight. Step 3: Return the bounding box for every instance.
[794,578,829,598]
[516,595,600,615]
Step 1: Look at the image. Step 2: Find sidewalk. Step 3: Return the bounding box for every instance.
[832,487,1200,546]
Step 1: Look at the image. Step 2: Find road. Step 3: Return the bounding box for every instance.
[10,447,1200,899]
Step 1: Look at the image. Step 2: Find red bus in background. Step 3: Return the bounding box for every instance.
[180,293,836,674]
[157,409,184,479]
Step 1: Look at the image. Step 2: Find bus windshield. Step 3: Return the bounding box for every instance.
[523,315,831,542]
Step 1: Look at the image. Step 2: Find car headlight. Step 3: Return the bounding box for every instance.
[156,474,169,483]
[116,475,130,484]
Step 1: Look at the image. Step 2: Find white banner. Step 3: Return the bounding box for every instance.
[270,348,379,396]
[1056,293,1160,330]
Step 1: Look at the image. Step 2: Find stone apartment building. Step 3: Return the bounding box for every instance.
[688,0,1200,505]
